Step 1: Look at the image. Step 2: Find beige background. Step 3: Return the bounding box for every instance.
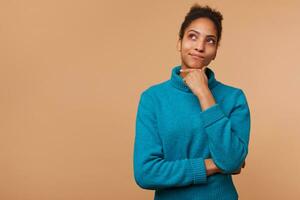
[1,0,300,199]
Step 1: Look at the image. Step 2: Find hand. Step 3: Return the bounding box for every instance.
[205,159,221,176]
[205,159,246,176]
[180,67,208,97]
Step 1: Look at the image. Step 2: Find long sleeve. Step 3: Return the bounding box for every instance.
[133,92,208,190]
[200,89,251,173]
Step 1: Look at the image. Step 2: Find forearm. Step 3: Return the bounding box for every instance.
[197,88,250,173]
[199,90,220,177]
[196,87,216,111]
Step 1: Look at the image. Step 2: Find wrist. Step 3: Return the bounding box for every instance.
[197,92,216,111]
[195,86,210,99]
[205,159,220,176]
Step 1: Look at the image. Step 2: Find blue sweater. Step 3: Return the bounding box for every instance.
[133,66,251,200]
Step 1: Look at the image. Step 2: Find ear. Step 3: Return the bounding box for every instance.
[177,39,182,52]
[212,47,218,60]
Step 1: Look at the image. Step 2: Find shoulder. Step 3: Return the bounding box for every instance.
[136,80,170,112]
[216,81,242,93]
[139,80,170,98]
[215,81,247,98]
[213,82,250,109]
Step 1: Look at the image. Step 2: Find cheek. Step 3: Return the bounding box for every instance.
[206,48,217,58]
[181,41,193,52]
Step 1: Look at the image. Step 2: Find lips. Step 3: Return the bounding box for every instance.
[189,53,205,60]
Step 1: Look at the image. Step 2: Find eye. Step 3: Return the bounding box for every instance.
[207,38,216,45]
[188,34,197,41]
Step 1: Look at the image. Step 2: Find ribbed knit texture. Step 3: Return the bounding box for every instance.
[134,65,251,200]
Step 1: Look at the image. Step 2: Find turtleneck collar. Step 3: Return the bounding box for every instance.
[170,65,219,93]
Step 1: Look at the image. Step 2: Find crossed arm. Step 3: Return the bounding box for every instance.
[181,67,250,176]
[197,85,246,176]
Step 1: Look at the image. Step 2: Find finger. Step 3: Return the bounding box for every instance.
[180,68,199,72]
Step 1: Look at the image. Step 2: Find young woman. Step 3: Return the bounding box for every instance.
[133,4,251,200]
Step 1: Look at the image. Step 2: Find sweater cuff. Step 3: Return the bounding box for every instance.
[201,104,225,127]
[189,158,207,184]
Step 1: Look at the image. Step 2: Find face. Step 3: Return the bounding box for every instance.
[177,17,218,69]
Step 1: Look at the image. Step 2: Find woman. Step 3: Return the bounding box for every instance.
[133,4,251,200]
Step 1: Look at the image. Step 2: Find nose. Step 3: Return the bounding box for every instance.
[195,39,205,52]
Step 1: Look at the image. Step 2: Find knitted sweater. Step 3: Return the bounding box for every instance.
[133,65,251,200]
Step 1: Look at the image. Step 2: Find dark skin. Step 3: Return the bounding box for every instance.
[177,18,245,176]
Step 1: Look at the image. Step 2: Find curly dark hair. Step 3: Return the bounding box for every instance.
[179,4,223,44]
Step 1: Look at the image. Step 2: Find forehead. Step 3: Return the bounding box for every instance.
[185,18,217,36]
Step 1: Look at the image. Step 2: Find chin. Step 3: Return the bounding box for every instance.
[182,61,205,69]
[190,61,206,69]
[189,64,204,69]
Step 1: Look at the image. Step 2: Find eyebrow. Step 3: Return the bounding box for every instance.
[187,29,217,39]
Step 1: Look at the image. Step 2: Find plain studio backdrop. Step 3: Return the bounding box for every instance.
[1,0,300,199]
